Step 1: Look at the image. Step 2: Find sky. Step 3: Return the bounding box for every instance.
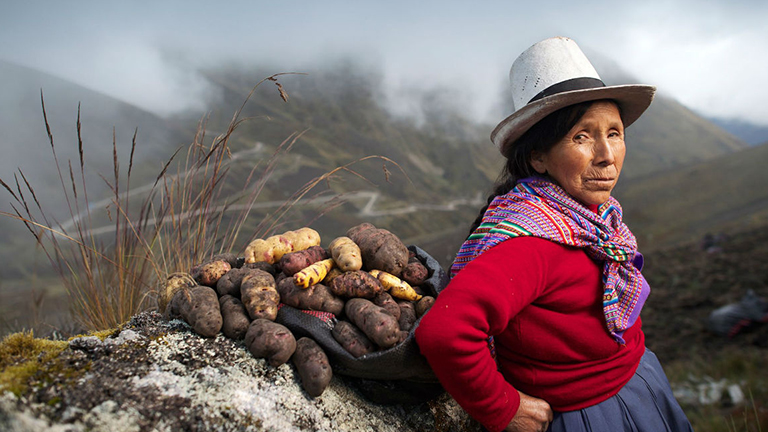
[2,0,768,126]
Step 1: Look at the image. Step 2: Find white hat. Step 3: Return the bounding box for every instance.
[491,37,656,154]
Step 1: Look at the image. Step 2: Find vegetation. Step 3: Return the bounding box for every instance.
[0,73,400,333]
[642,224,768,431]
[616,141,768,252]
[0,331,67,396]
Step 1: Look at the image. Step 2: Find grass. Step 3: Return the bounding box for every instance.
[0,72,402,333]
[640,225,768,432]
[664,349,767,431]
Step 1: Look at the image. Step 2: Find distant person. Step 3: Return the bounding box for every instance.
[415,37,693,432]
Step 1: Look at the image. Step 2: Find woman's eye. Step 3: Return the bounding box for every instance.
[574,133,587,141]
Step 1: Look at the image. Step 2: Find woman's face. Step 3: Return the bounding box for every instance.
[531,101,625,206]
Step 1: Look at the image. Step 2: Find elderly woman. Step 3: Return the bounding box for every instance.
[414,37,693,432]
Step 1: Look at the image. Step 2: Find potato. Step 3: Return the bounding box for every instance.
[330,270,383,299]
[397,300,417,332]
[243,261,277,276]
[244,227,321,264]
[396,330,408,344]
[282,227,322,252]
[401,257,429,286]
[245,319,297,367]
[280,246,329,276]
[216,267,247,297]
[293,258,335,288]
[332,320,376,358]
[322,267,343,285]
[415,296,436,318]
[373,292,401,321]
[291,337,332,397]
[219,295,251,340]
[329,236,362,272]
[212,252,239,269]
[346,223,408,277]
[159,272,196,313]
[344,298,400,349]
[241,270,280,321]
[166,286,223,338]
[369,269,422,301]
[192,259,232,287]
[276,278,345,315]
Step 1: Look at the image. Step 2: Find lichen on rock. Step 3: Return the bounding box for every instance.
[0,312,481,432]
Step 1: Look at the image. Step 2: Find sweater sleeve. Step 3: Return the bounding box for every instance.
[414,237,550,432]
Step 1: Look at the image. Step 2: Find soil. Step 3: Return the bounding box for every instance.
[640,224,768,365]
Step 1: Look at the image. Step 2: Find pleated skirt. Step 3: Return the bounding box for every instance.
[548,348,694,432]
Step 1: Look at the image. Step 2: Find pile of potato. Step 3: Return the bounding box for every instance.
[162,223,436,398]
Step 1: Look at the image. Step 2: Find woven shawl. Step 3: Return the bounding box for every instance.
[451,177,650,344]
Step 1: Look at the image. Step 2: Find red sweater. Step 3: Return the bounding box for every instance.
[414,236,645,432]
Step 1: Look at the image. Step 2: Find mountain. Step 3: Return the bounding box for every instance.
[615,141,768,251]
[190,62,751,263]
[573,52,748,180]
[0,58,759,332]
[620,94,747,179]
[0,60,191,284]
[705,116,768,146]
[0,60,191,209]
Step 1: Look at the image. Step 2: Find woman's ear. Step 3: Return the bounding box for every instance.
[530,151,548,174]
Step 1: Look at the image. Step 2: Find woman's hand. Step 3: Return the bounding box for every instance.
[504,391,553,432]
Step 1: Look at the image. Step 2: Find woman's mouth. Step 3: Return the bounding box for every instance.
[584,177,616,188]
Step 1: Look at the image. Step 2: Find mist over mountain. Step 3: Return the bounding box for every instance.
[0,55,762,332]
[0,60,192,214]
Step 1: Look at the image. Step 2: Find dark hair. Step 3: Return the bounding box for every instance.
[466,100,597,236]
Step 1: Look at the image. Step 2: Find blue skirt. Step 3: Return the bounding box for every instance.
[548,348,693,432]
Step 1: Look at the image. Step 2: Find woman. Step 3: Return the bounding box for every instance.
[414,37,694,432]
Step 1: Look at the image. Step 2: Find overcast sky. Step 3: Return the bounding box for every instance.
[2,0,767,126]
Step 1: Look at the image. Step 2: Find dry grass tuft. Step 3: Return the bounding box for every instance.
[1,73,402,333]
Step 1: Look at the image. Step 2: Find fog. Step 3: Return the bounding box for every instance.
[1,0,767,126]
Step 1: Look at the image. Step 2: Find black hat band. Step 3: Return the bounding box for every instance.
[528,77,606,104]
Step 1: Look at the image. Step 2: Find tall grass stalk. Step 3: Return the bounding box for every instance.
[1,73,401,332]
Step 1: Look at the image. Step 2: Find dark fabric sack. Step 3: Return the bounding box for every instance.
[275,245,449,402]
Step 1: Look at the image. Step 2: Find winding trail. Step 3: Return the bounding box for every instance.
[53,139,484,236]
[73,190,484,236]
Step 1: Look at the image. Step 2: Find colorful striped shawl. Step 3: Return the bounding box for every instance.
[451,177,650,344]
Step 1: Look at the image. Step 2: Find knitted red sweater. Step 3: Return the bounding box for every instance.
[414,236,645,432]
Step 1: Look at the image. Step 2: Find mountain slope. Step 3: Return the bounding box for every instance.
[579,52,747,180]
[0,60,191,282]
[193,63,751,264]
[706,116,768,146]
[0,59,191,210]
[615,141,768,251]
[622,94,747,179]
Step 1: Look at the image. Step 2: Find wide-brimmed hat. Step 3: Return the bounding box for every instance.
[491,37,656,154]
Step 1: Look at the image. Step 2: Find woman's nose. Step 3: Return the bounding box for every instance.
[593,136,616,167]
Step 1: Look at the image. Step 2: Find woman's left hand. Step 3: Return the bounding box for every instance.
[504,390,553,432]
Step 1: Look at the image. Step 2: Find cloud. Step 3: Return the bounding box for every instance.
[1,0,767,125]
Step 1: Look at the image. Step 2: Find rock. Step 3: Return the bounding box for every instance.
[0,312,481,432]
[68,336,103,353]
[672,375,747,408]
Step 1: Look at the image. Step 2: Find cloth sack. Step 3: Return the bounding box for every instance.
[275,245,449,402]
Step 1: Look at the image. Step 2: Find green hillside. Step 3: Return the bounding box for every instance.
[0,60,192,282]
[615,142,768,252]
[622,94,746,180]
[189,64,750,265]
[0,60,760,333]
